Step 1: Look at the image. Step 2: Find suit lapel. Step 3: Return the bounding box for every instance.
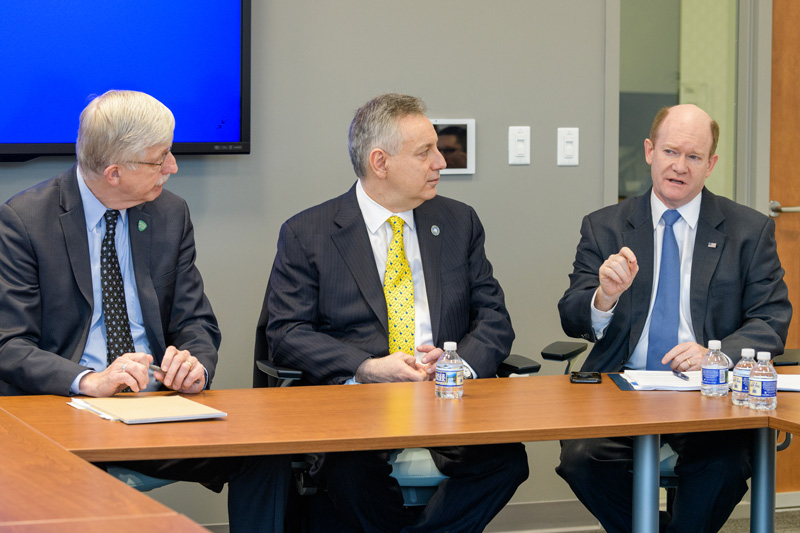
[128,207,164,350]
[690,189,725,342]
[59,168,93,308]
[331,188,389,334]
[624,195,655,356]
[415,202,442,342]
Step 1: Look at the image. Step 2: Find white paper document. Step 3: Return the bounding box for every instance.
[620,370,800,392]
[621,371,703,391]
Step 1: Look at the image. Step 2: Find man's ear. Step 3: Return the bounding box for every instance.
[369,148,388,179]
[644,138,654,165]
[705,153,719,177]
[103,164,121,186]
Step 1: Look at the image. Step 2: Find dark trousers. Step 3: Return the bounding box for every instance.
[99,454,292,533]
[556,430,753,533]
[309,443,529,533]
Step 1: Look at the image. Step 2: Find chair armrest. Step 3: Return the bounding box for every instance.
[497,354,541,377]
[255,360,303,382]
[541,341,588,362]
[541,341,588,375]
[774,348,800,367]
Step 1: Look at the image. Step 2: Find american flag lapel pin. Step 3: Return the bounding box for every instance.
[708,242,717,248]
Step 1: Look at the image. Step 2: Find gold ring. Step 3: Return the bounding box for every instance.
[185,361,194,370]
[685,359,691,369]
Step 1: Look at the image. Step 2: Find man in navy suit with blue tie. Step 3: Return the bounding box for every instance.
[556,104,791,532]
[260,93,528,532]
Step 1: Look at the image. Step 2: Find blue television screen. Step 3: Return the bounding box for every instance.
[0,0,250,161]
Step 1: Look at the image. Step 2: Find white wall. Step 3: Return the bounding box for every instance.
[0,0,619,526]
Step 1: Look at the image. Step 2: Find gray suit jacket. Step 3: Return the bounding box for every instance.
[0,166,220,395]
[256,184,514,386]
[558,187,792,372]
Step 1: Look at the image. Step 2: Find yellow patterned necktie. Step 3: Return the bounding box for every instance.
[384,216,415,355]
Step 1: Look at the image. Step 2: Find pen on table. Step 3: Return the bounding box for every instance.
[672,369,689,381]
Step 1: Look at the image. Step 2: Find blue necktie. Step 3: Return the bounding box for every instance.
[646,209,681,370]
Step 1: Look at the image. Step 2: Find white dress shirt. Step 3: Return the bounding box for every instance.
[591,191,716,370]
[351,180,477,381]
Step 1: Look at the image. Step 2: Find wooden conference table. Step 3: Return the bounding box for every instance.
[0,409,205,532]
[0,374,794,533]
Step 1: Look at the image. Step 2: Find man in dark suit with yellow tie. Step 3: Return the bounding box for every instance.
[259,93,528,532]
[556,104,792,532]
[0,90,289,532]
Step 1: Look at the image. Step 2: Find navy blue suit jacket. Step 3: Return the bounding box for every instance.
[558,187,791,372]
[0,166,220,395]
[257,184,513,386]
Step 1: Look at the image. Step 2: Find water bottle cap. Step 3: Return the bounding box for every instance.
[757,351,771,362]
[708,340,721,350]
[741,348,755,358]
[443,342,457,352]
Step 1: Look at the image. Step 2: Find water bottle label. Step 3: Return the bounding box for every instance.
[749,378,777,398]
[701,367,727,385]
[732,374,749,393]
[435,370,463,387]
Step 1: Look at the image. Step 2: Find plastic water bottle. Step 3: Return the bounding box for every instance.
[435,342,463,399]
[701,340,729,397]
[748,351,778,410]
[731,348,756,406]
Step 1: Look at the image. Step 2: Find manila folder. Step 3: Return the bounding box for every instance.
[77,395,227,424]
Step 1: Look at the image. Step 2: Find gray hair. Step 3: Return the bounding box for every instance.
[348,93,427,179]
[77,90,175,175]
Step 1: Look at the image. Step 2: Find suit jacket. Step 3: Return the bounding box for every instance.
[558,187,792,372]
[256,184,514,386]
[0,166,220,395]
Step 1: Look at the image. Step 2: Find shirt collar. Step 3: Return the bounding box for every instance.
[76,166,127,230]
[650,189,701,230]
[355,179,415,234]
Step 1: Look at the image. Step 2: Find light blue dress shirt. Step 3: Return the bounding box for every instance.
[71,168,155,393]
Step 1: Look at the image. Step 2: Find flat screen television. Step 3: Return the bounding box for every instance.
[0,0,251,162]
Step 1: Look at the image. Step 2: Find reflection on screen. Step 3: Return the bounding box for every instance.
[435,125,468,169]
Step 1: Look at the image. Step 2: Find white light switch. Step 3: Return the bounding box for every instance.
[509,126,530,165]
[557,127,579,166]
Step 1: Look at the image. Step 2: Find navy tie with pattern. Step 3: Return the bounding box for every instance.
[646,209,681,370]
[101,209,135,365]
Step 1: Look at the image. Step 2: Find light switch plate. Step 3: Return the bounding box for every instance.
[557,127,579,166]
[509,126,530,165]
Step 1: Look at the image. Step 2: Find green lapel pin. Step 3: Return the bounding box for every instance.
[138,220,147,232]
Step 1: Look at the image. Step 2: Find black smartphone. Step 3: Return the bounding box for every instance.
[570,371,602,383]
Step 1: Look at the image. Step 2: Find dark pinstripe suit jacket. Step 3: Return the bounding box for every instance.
[257,184,514,386]
[558,187,791,372]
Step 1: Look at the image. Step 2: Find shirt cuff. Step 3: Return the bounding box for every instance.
[591,288,615,340]
[71,370,93,395]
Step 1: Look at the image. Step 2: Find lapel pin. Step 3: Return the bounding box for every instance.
[708,242,717,248]
[138,220,148,232]
[431,225,440,236]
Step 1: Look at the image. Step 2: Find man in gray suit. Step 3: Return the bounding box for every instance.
[259,93,528,532]
[0,90,289,532]
[556,104,791,532]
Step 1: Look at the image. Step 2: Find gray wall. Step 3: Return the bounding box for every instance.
[0,0,618,525]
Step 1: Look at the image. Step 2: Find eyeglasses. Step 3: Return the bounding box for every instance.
[123,150,172,171]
